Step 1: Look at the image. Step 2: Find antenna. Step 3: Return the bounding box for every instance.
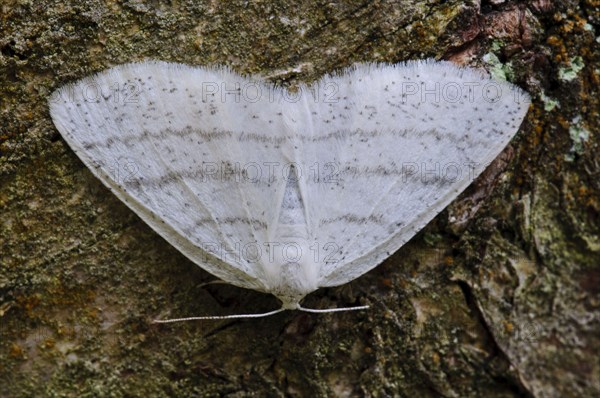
[152,304,369,323]
[298,305,370,313]
[152,308,286,323]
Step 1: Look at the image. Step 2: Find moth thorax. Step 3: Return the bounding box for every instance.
[270,261,315,309]
[263,240,319,306]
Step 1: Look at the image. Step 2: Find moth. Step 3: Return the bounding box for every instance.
[49,60,530,321]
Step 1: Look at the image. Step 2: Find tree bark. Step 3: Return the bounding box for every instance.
[1,0,598,396]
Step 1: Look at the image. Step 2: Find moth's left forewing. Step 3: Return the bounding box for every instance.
[296,61,530,287]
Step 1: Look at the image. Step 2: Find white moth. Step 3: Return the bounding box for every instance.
[49,60,530,321]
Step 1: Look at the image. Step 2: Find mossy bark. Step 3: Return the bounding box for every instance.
[1,0,598,396]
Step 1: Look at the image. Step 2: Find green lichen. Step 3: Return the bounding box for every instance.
[558,55,584,81]
[540,91,560,112]
[482,44,515,82]
[565,117,590,160]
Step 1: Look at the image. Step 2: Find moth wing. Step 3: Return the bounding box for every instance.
[49,61,295,291]
[295,61,530,287]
